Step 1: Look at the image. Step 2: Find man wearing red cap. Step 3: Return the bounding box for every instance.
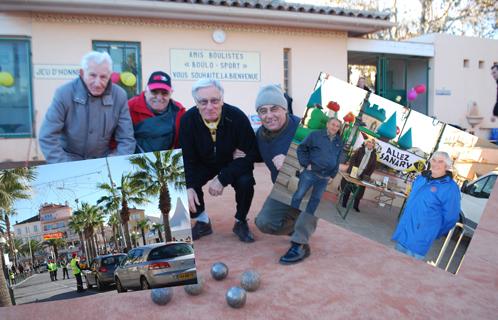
[128,71,186,152]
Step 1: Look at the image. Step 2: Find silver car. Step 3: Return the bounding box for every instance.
[114,242,197,292]
[83,254,126,291]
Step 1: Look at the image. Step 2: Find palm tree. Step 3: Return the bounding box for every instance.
[73,203,102,259]
[68,212,87,258]
[107,213,120,251]
[94,209,106,255]
[129,150,186,242]
[151,222,164,243]
[97,174,148,251]
[22,239,42,265]
[130,231,139,248]
[136,219,149,246]
[0,168,36,266]
[45,238,66,261]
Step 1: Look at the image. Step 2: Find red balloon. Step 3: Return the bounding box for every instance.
[407,89,418,102]
[415,84,426,94]
[111,72,121,84]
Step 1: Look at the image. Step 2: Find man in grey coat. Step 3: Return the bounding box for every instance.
[39,51,136,163]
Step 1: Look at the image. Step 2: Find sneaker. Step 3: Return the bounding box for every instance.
[192,220,213,240]
[279,242,310,265]
[232,220,255,243]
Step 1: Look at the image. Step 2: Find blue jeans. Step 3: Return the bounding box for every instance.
[291,170,329,215]
[395,243,425,260]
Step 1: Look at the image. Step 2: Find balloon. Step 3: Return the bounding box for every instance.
[120,72,136,87]
[415,84,426,94]
[111,72,121,84]
[407,88,418,102]
[0,71,14,87]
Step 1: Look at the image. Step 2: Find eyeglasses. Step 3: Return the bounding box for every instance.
[257,105,284,116]
[197,98,221,106]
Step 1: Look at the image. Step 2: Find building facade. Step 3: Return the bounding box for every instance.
[0,0,496,168]
[13,215,43,244]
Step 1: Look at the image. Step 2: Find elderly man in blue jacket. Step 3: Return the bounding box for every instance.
[39,51,136,163]
[392,151,461,260]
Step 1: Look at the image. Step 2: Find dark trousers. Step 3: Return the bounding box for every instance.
[340,178,365,208]
[190,171,255,221]
[62,268,69,279]
[49,270,57,281]
[75,273,84,291]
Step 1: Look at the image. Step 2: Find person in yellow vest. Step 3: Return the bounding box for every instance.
[70,252,84,292]
[48,259,56,281]
[9,270,15,285]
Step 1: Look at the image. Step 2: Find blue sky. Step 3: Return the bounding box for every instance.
[13,151,188,225]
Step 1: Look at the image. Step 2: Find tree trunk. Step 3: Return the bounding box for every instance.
[53,245,59,261]
[157,228,164,243]
[122,222,132,251]
[121,200,132,251]
[4,214,16,268]
[141,228,146,246]
[78,232,87,258]
[94,233,99,255]
[100,224,107,254]
[159,186,172,242]
[112,225,118,252]
[0,245,13,307]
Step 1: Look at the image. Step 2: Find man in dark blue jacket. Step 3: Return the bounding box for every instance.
[283,117,343,264]
[179,79,257,243]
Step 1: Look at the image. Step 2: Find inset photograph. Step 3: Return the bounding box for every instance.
[268,74,498,273]
[2,149,196,305]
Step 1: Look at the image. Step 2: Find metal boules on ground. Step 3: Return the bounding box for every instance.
[240,270,261,292]
[151,287,173,305]
[211,262,229,281]
[226,286,247,308]
[184,277,204,296]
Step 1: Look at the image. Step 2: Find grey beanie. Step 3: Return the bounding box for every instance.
[255,84,288,112]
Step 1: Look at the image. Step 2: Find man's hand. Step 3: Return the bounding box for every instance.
[272,154,286,171]
[233,148,246,159]
[187,188,200,213]
[208,176,224,197]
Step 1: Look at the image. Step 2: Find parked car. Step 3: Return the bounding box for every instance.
[460,170,497,235]
[114,242,196,293]
[82,253,126,291]
[38,262,48,273]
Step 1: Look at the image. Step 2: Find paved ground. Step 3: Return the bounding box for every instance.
[13,272,112,304]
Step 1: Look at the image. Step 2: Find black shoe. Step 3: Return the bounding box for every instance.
[353,206,360,212]
[279,242,310,265]
[192,220,213,240]
[232,220,255,243]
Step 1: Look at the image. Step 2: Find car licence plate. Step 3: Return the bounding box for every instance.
[176,271,195,281]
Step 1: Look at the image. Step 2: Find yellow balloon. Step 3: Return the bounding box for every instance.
[0,72,14,87]
[120,72,136,87]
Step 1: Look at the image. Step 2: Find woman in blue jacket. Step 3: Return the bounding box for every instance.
[392,151,461,259]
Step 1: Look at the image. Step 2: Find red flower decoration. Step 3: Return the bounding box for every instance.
[343,112,355,123]
[396,126,400,135]
[327,101,340,112]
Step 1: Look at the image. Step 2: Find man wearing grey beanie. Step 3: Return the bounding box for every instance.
[242,84,310,264]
